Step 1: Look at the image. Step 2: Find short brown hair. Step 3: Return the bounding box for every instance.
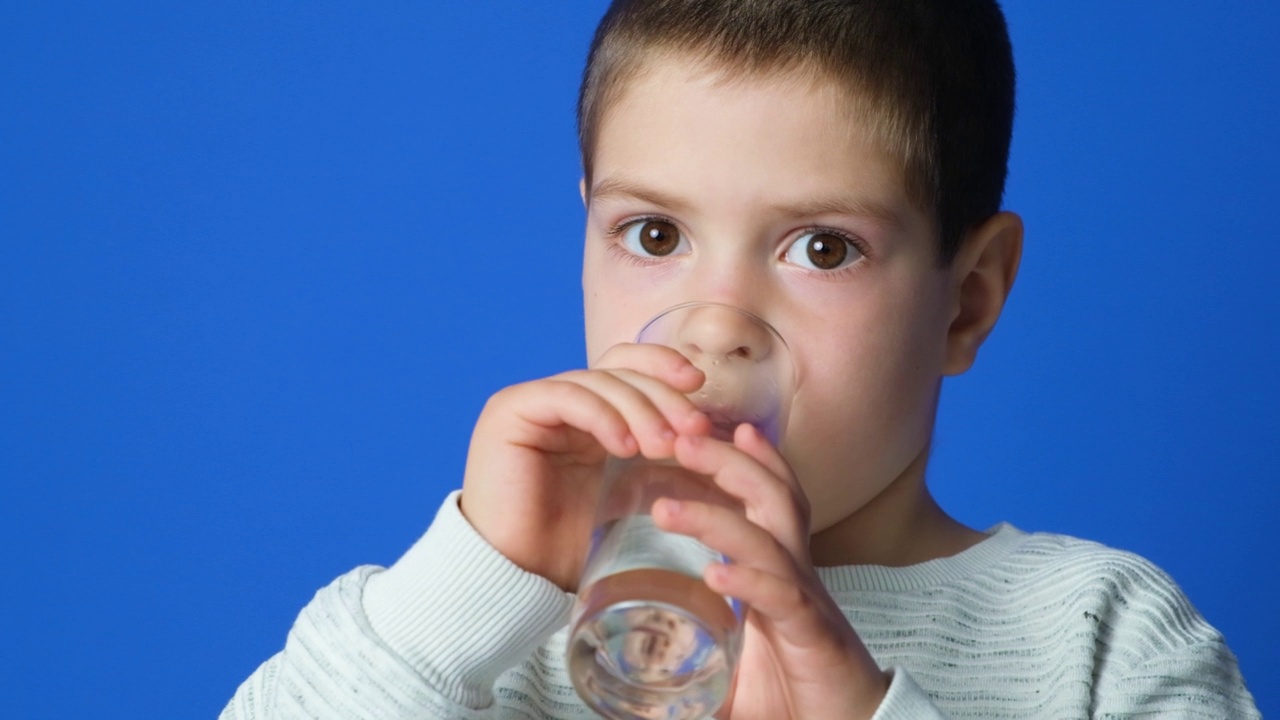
[577,0,1016,264]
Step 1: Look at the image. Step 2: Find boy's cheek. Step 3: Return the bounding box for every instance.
[582,271,671,364]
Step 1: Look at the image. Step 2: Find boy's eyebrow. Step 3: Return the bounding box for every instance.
[589,177,693,214]
[768,196,904,229]
[590,177,903,228]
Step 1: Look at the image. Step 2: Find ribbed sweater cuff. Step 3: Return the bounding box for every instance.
[361,490,574,709]
[870,668,946,720]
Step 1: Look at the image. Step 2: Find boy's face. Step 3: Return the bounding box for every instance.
[582,59,955,538]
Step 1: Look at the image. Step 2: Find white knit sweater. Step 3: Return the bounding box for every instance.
[221,492,1259,718]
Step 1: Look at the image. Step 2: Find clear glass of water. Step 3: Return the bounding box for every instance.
[567,302,794,720]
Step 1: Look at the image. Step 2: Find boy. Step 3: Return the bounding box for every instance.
[223,1,1259,717]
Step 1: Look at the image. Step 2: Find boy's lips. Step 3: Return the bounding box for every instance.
[700,408,736,425]
[699,408,742,433]
[699,406,764,429]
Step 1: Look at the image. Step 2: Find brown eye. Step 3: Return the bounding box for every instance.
[796,231,853,270]
[624,219,683,257]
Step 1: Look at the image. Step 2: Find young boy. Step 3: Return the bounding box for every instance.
[223,1,1259,717]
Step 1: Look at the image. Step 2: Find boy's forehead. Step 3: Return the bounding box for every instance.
[612,54,860,125]
[589,57,914,218]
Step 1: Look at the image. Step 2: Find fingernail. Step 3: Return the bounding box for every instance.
[707,563,728,583]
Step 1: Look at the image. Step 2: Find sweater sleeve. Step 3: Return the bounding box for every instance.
[1087,551,1261,719]
[1095,640,1261,719]
[220,491,574,719]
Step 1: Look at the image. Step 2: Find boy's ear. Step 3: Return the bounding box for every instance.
[944,211,1023,376]
[579,178,587,207]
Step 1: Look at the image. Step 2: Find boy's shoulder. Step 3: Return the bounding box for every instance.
[984,524,1226,649]
[822,523,1192,610]
[999,523,1169,572]
[997,523,1181,591]
[828,523,1219,646]
[820,531,1257,717]
[826,524,1236,674]
[992,524,1186,600]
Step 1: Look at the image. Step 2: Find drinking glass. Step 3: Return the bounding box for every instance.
[567,302,794,720]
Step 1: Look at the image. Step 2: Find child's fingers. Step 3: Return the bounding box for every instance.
[672,433,808,560]
[654,496,849,653]
[731,421,813,543]
[652,496,795,577]
[554,369,709,457]
[703,561,847,652]
[593,368,711,438]
[732,423,808,519]
[500,380,639,459]
[593,342,707,393]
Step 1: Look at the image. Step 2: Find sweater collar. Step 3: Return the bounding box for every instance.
[814,523,1026,593]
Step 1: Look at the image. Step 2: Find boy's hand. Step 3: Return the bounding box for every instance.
[653,425,890,720]
[459,343,710,591]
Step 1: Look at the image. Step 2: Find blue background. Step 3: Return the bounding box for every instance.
[2,2,1276,717]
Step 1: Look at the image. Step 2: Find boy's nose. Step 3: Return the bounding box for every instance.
[673,303,774,364]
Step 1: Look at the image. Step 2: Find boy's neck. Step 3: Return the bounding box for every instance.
[809,448,985,568]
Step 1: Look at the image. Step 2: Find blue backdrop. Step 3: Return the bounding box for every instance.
[2,3,1275,717]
